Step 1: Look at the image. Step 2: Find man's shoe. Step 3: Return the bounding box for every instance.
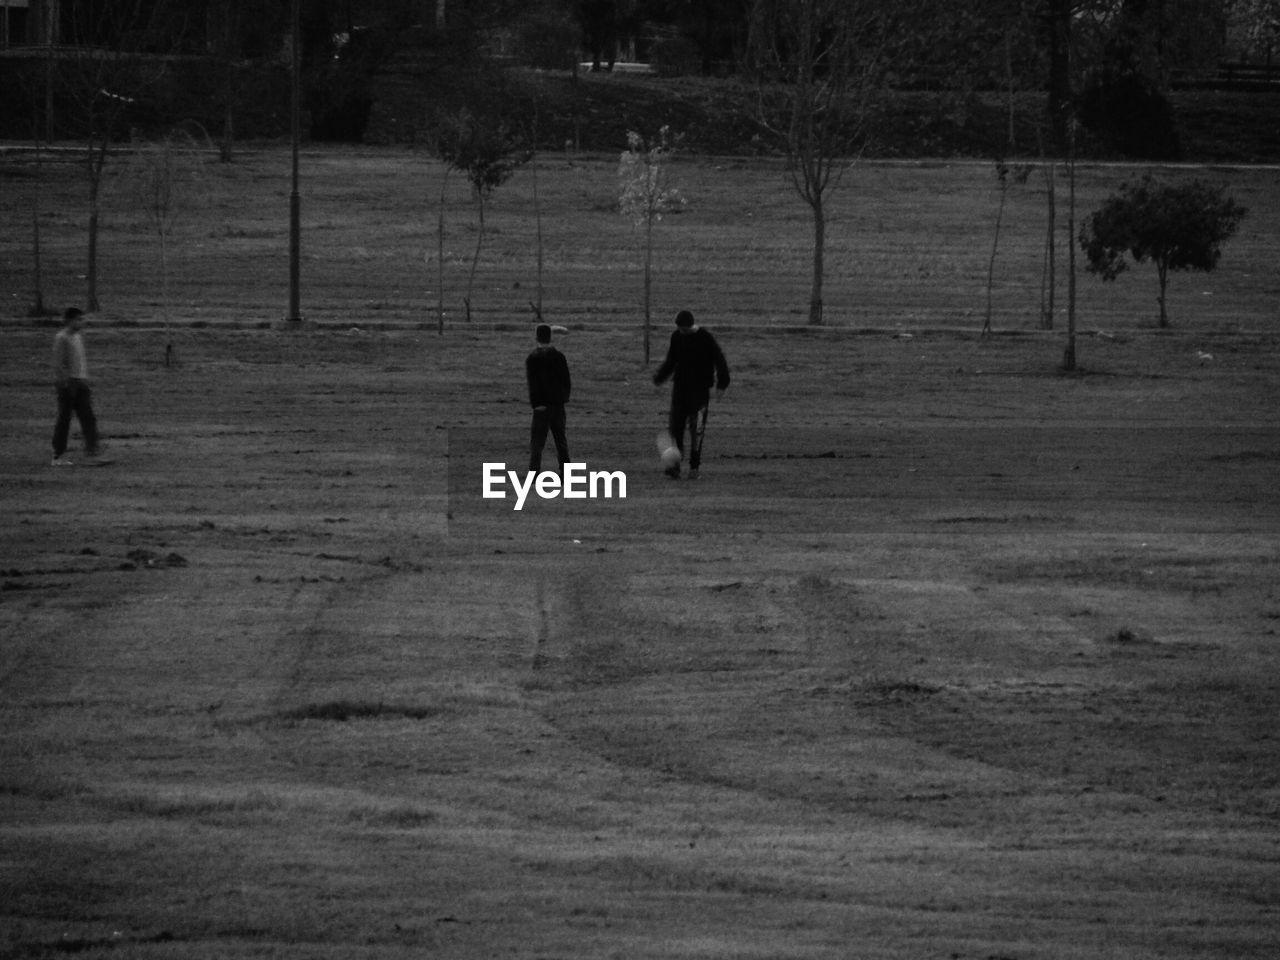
[664,464,681,479]
[51,456,74,467]
[687,468,699,480]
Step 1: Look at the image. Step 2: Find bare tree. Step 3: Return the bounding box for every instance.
[28,142,50,318]
[430,156,453,336]
[1040,160,1057,330]
[207,0,245,163]
[983,160,1033,338]
[748,0,902,326]
[1065,120,1079,370]
[15,38,56,317]
[58,2,173,312]
[113,129,210,363]
[530,124,545,323]
[618,126,684,364]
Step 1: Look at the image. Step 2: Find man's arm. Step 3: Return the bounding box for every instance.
[711,334,730,392]
[52,336,70,386]
[526,354,539,407]
[652,334,677,385]
[558,352,571,404]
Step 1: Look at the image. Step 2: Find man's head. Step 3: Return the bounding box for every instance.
[62,307,84,331]
[535,323,552,344]
[675,309,695,334]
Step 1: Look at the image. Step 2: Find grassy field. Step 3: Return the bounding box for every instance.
[2,147,1279,959]
[3,145,1278,334]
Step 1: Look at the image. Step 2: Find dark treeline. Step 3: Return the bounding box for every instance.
[0,0,1273,154]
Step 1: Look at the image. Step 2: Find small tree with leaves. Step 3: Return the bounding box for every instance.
[619,126,684,364]
[1079,175,1246,328]
[435,110,528,324]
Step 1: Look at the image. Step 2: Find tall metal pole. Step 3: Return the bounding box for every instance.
[286,0,302,323]
[43,0,56,138]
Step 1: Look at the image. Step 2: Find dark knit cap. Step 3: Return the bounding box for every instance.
[675,310,694,327]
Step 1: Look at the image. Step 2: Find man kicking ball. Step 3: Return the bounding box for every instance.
[652,309,729,479]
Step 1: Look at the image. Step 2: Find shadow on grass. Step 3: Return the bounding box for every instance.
[275,700,441,722]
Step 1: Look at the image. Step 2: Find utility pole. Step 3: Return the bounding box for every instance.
[40,0,57,138]
[285,0,303,325]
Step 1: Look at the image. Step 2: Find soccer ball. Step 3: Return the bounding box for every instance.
[656,432,681,470]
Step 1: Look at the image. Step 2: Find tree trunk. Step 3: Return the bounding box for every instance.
[1157,261,1169,327]
[43,38,55,139]
[643,217,653,364]
[466,195,485,323]
[1005,32,1016,152]
[220,82,235,163]
[984,169,1008,338]
[1042,162,1055,330]
[87,150,102,312]
[436,170,449,334]
[218,4,238,163]
[160,228,173,365]
[1063,148,1077,371]
[31,138,46,316]
[809,199,824,325]
[32,204,46,316]
[160,229,170,320]
[84,134,110,312]
[531,119,543,320]
[1046,0,1073,152]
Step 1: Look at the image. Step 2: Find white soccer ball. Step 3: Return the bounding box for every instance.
[656,431,681,470]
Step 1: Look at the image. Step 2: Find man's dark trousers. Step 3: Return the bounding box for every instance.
[53,380,99,457]
[530,404,569,473]
[667,391,708,470]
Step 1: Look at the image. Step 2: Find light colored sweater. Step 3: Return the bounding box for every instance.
[53,329,89,384]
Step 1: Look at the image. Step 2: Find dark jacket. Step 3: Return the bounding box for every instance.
[526,346,571,407]
[652,327,729,401]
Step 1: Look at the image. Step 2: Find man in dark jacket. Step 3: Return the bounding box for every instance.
[653,309,729,479]
[526,323,572,473]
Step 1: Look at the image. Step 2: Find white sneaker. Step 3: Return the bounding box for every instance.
[51,456,74,467]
